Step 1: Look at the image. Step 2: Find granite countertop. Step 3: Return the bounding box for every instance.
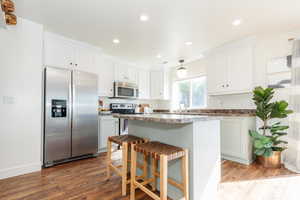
[113,113,221,124]
[153,109,256,117]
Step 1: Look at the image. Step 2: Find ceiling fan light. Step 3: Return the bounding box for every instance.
[177,66,187,78]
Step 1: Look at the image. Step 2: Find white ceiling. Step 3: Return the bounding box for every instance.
[15,0,300,68]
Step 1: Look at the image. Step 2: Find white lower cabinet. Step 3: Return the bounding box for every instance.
[98,115,119,152]
[220,117,256,165]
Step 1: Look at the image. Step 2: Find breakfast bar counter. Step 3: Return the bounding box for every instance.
[113,114,221,200]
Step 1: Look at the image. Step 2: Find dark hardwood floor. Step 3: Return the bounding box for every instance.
[0,153,295,200]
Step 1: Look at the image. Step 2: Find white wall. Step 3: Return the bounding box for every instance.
[169,29,300,109]
[0,18,43,179]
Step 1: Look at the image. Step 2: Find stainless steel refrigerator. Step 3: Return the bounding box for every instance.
[43,67,98,167]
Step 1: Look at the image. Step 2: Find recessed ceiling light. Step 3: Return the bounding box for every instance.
[140,14,149,22]
[232,19,242,26]
[156,54,162,59]
[185,41,193,46]
[113,39,120,44]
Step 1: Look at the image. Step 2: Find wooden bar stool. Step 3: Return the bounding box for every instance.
[106,135,148,196]
[130,141,189,200]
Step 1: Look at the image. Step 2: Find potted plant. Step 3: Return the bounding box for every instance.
[249,87,293,168]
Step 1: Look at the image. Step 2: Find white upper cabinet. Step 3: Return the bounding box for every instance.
[150,70,169,100]
[44,32,97,72]
[227,46,253,92]
[114,63,138,84]
[127,67,138,84]
[44,32,75,68]
[138,69,150,99]
[207,38,254,95]
[74,45,95,71]
[44,32,117,97]
[207,52,228,94]
[95,55,115,97]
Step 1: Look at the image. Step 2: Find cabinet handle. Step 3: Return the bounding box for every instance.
[75,64,78,67]
[70,62,73,65]
[226,84,229,87]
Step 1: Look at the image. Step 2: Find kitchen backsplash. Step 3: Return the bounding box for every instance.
[98,97,171,110]
[208,93,255,109]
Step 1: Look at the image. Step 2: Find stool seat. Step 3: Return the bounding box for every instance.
[134,141,185,161]
[108,135,145,145]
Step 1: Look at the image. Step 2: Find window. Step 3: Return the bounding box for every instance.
[173,77,207,109]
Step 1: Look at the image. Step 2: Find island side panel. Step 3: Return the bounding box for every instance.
[192,120,221,200]
[128,119,221,200]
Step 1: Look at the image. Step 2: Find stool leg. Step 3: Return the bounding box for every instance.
[130,144,137,200]
[122,142,128,196]
[151,158,157,191]
[143,154,148,180]
[106,139,112,180]
[160,155,168,200]
[182,149,189,200]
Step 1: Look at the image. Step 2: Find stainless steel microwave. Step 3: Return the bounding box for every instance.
[114,82,139,99]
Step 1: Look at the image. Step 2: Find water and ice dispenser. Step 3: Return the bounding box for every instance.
[51,99,67,118]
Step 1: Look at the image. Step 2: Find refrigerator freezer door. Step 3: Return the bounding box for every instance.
[44,67,72,164]
[72,70,98,157]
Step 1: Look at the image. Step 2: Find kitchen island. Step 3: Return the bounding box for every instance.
[114,114,221,200]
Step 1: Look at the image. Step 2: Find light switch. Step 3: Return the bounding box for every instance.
[3,96,15,104]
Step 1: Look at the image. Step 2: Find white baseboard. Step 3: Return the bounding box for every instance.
[0,162,41,180]
[221,154,253,165]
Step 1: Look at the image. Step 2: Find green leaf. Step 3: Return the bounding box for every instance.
[249,130,264,139]
[254,148,265,156]
[263,148,273,157]
[270,101,293,118]
[273,140,288,145]
[254,140,264,149]
[271,125,289,132]
[272,132,287,136]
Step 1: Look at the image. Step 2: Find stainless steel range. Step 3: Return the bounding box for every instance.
[43,67,98,167]
[110,103,136,135]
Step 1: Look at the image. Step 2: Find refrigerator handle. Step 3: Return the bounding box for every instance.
[69,71,73,134]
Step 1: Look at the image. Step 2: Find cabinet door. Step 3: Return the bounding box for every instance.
[150,71,164,99]
[99,117,118,149]
[128,67,138,84]
[96,55,115,96]
[207,53,228,94]
[115,64,128,82]
[227,46,253,92]
[138,69,150,99]
[74,45,95,72]
[44,33,75,68]
[220,119,243,158]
